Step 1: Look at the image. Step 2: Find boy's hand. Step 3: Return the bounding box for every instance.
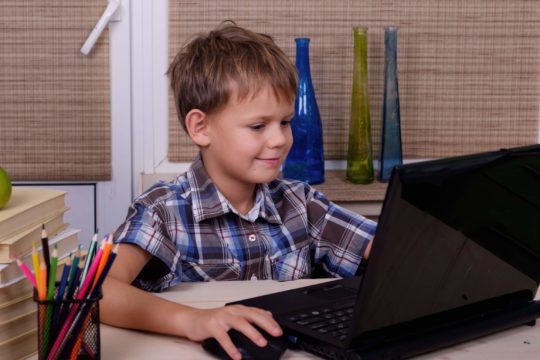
[183,304,282,360]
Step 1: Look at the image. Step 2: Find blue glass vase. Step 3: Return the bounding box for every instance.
[379,26,403,182]
[283,38,325,185]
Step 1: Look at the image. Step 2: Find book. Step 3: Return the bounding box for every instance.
[0,277,33,306]
[0,250,81,323]
[0,209,68,263]
[0,228,79,287]
[0,309,35,343]
[0,328,36,359]
[0,294,33,323]
[0,187,67,240]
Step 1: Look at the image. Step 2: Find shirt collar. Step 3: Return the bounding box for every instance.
[187,154,282,224]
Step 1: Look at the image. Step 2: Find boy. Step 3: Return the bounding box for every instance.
[102,22,376,360]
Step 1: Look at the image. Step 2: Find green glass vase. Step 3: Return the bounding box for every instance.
[346,27,374,184]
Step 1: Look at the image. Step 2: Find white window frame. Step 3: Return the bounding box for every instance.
[95,0,133,236]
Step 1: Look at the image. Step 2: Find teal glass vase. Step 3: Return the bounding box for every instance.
[346,27,374,184]
[379,26,403,182]
[283,38,325,185]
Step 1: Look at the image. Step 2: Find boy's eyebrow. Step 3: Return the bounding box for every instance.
[252,111,294,122]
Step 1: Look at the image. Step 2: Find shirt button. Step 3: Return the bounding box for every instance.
[248,234,256,242]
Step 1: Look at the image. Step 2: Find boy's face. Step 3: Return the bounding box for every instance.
[202,85,295,191]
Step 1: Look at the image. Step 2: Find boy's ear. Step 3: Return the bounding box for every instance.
[185,109,211,147]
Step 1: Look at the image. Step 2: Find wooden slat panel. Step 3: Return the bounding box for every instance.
[168,0,540,162]
[0,1,111,181]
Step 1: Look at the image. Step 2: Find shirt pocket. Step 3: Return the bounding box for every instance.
[272,246,312,281]
[181,239,241,281]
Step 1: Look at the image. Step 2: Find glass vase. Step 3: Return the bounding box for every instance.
[283,38,325,185]
[346,27,374,184]
[379,26,403,182]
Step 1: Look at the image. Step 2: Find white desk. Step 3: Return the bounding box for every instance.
[101,279,540,359]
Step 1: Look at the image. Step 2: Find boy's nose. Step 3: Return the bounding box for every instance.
[267,127,289,148]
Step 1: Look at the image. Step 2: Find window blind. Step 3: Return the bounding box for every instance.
[168,0,540,162]
[0,1,111,181]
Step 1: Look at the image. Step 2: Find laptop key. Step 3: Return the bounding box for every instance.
[310,322,327,330]
[296,316,323,326]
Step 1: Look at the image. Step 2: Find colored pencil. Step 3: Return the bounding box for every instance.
[14,255,37,288]
[41,224,50,283]
[56,256,71,302]
[38,260,47,357]
[51,256,71,342]
[69,245,119,360]
[47,245,58,300]
[66,253,82,301]
[46,247,104,360]
[32,241,40,288]
[38,260,47,301]
[91,233,113,290]
[42,245,58,358]
[80,233,98,285]
[58,257,84,330]
[21,233,119,360]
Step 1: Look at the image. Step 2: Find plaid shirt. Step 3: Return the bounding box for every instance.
[114,156,377,292]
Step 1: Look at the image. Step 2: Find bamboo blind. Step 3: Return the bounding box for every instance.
[0,1,111,181]
[168,0,540,162]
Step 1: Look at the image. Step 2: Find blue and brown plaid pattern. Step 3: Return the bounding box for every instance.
[114,155,376,292]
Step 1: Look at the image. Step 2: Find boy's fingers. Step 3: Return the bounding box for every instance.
[245,308,282,338]
[233,307,283,342]
[214,332,242,360]
[230,322,268,347]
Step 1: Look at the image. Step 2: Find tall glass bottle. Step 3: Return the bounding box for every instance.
[283,38,325,185]
[379,26,403,182]
[346,27,374,184]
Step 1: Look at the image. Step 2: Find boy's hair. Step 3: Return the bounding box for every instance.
[168,21,298,132]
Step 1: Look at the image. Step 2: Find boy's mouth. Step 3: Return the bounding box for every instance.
[256,157,282,167]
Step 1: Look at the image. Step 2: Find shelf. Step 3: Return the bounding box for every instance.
[312,171,388,203]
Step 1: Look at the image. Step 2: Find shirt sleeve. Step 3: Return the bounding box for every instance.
[305,186,377,278]
[113,187,181,292]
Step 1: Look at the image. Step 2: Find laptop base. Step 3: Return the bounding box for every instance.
[293,300,540,360]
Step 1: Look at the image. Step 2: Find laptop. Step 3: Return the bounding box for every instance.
[230,144,540,359]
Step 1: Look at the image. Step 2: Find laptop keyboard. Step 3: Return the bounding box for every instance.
[284,299,355,342]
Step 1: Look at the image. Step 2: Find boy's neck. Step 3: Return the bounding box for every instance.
[200,157,256,215]
[217,181,256,215]
[228,191,256,215]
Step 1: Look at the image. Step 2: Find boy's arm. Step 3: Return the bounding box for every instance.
[101,244,282,360]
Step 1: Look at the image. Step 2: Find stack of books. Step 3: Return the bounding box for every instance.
[0,187,80,359]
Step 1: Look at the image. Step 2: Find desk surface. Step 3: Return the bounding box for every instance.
[101,279,540,359]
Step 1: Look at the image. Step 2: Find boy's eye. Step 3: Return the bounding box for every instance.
[281,119,292,127]
[250,124,265,131]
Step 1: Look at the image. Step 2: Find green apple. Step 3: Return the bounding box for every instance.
[0,166,12,209]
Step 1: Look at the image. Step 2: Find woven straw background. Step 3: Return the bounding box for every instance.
[0,1,111,181]
[168,0,540,162]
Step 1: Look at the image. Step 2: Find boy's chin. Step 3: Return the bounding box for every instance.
[249,171,281,184]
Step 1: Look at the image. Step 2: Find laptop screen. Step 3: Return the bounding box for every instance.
[352,145,540,335]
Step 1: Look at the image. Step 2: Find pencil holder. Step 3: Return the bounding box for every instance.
[34,288,102,360]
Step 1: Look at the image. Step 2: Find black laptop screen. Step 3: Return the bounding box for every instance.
[353,145,540,334]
